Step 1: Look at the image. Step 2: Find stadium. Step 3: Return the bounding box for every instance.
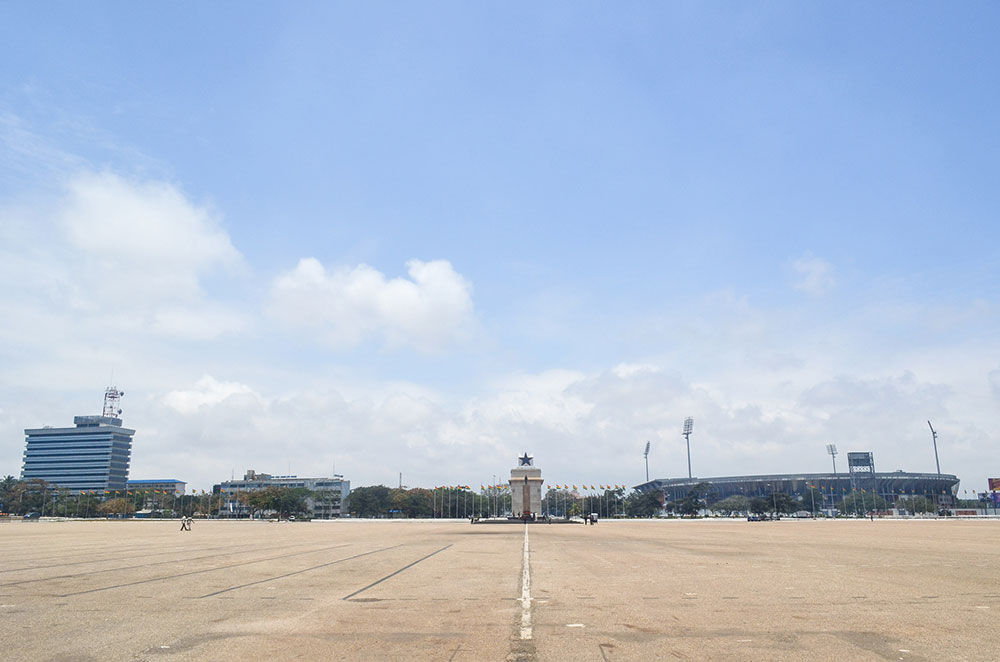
[634,452,960,512]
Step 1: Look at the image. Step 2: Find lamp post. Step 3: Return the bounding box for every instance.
[683,418,694,479]
[643,442,651,482]
[927,421,941,475]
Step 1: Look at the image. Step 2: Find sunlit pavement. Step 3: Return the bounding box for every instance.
[1,518,997,661]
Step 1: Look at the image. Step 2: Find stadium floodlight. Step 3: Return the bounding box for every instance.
[643,441,651,482]
[683,417,694,479]
[927,421,941,475]
[826,444,838,475]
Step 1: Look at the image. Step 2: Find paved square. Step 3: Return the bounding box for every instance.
[1,519,997,661]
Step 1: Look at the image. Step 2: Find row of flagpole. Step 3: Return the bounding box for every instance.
[425,484,630,519]
[22,488,223,518]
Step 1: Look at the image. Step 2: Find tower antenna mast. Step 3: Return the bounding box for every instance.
[103,385,124,419]
[826,444,838,475]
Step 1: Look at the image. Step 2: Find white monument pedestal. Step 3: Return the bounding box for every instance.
[510,453,544,517]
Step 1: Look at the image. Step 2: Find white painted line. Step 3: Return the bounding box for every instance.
[566,623,585,628]
[520,524,532,640]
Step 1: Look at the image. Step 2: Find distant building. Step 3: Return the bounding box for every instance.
[635,469,960,510]
[22,414,135,494]
[214,469,350,518]
[127,479,186,495]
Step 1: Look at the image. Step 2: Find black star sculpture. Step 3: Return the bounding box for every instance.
[518,452,533,466]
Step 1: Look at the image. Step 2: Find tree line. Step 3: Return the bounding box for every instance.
[3,475,968,520]
[0,476,319,519]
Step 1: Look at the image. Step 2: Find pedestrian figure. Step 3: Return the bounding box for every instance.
[180,516,192,531]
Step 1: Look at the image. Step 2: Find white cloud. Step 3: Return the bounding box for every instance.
[162,375,262,415]
[268,257,475,351]
[0,170,247,343]
[60,171,242,302]
[790,252,835,296]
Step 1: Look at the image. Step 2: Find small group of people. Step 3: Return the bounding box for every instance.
[584,513,598,525]
[179,515,193,531]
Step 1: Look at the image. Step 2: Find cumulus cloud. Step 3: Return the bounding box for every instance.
[790,252,835,296]
[110,344,999,494]
[162,375,262,415]
[0,170,246,342]
[268,257,475,351]
[60,171,242,302]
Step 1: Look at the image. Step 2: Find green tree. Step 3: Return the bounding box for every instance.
[349,485,392,517]
[541,488,568,517]
[799,487,825,515]
[666,495,699,517]
[710,494,749,516]
[401,488,433,517]
[748,497,769,516]
[769,493,798,515]
[99,497,134,517]
[625,490,662,517]
[258,486,310,519]
[76,492,103,518]
[665,482,714,517]
[17,479,51,515]
[237,490,270,519]
[0,475,18,513]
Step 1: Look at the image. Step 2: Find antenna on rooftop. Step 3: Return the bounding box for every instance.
[826,444,838,475]
[102,386,124,418]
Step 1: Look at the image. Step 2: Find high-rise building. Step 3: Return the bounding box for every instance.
[21,388,134,494]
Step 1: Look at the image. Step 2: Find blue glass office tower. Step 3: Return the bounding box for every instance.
[22,415,135,494]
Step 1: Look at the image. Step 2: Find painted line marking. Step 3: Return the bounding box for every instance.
[58,544,351,597]
[342,544,452,600]
[198,546,401,598]
[4,541,328,587]
[520,524,532,640]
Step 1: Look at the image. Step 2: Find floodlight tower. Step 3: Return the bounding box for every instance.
[643,441,651,482]
[927,421,941,475]
[683,417,694,479]
[826,444,838,475]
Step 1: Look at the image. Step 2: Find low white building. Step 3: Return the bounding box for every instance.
[215,469,350,518]
[127,479,186,495]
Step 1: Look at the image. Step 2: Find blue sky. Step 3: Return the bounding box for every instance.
[1,3,997,495]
